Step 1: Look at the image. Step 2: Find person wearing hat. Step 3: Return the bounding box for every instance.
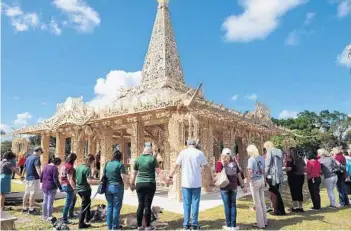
[167,138,209,230]
[216,148,245,230]
[75,154,100,228]
[130,142,166,230]
[332,147,350,206]
[21,146,43,215]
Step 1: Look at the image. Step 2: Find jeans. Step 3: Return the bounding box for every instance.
[136,182,156,227]
[336,174,350,206]
[78,190,92,227]
[250,178,267,228]
[105,184,124,230]
[182,187,201,228]
[62,185,77,222]
[308,177,321,209]
[324,176,337,206]
[220,189,237,228]
[42,189,57,219]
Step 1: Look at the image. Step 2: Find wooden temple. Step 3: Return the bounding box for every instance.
[14,0,286,201]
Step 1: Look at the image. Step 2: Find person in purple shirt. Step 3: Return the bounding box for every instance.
[40,157,62,221]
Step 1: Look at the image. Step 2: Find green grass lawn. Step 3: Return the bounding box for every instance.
[6,181,351,230]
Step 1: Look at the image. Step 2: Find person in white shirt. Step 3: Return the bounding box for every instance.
[168,138,208,230]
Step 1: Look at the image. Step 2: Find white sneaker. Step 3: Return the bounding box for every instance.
[222,226,231,230]
[232,226,240,230]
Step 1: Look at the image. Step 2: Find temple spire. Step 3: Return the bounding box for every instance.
[140,0,186,91]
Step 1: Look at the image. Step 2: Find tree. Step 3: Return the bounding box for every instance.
[0,130,5,136]
[1,140,12,157]
[29,135,41,147]
[272,110,350,152]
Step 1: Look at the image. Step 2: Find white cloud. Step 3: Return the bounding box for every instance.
[337,43,351,68]
[49,19,62,35]
[0,124,12,134]
[279,110,298,119]
[337,0,351,18]
[41,101,48,106]
[304,12,316,25]
[285,30,299,46]
[13,112,32,126]
[53,0,100,33]
[246,94,257,101]
[222,0,307,42]
[2,3,41,32]
[88,70,142,108]
[231,95,239,101]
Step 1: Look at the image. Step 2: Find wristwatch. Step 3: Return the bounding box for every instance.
[169,176,173,179]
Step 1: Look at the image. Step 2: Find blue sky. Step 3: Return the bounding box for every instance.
[1,0,350,133]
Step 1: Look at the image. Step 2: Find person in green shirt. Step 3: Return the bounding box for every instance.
[104,150,129,230]
[75,154,98,229]
[130,142,167,230]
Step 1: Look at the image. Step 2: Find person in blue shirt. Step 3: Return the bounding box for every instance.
[21,147,43,215]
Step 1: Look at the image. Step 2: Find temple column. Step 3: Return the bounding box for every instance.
[55,132,66,158]
[88,138,96,155]
[163,126,171,170]
[119,133,127,165]
[40,133,50,165]
[223,128,232,151]
[168,113,184,202]
[241,132,249,176]
[100,128,113,177]
[72,128,85,167]
[200,121,215,192]
[130,121,144,165]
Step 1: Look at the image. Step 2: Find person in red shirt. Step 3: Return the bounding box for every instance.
[60,153,77,224]
[18,154,26,175]
[306,151,321,210]
[332,147,350,206]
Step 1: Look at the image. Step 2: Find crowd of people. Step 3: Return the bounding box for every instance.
[0,140,351,230]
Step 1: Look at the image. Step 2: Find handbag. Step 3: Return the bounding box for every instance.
[97,161,109,194]
[215,168,230,188]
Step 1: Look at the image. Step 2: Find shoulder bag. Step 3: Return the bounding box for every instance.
[97,161,109,194]
[215,167,230,188]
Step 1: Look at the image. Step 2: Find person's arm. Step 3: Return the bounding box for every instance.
[237,172,246,192]
[53,168,62,191]
[10,164,21,177]
[35,158,41,178]
[130,170,138,188]
[87,168,99,185]
[67,168,76,189]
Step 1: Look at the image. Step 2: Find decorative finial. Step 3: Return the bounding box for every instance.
[157,0,169,4]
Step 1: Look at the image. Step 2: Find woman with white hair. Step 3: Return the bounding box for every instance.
[130,142,166,230]
[318,148,338,208]
[247,144,267,229]
[215,148,245,230]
